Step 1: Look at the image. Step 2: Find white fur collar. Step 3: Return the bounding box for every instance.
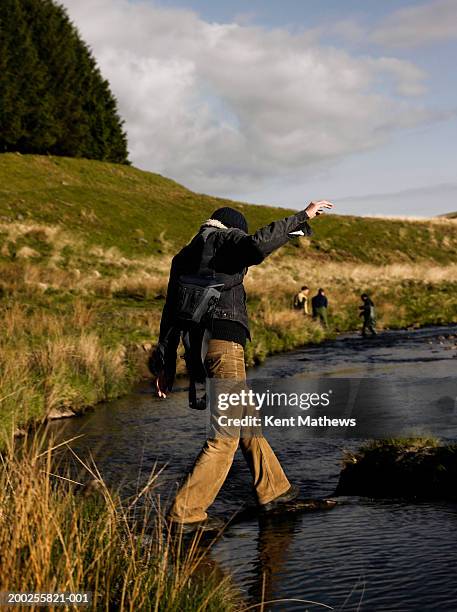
[200,218,228,230]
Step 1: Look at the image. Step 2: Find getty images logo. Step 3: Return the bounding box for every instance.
[216,389,333,411]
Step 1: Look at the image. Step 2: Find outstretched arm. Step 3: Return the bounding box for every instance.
[218,201,333,268]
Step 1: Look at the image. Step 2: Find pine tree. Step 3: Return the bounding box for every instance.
[0,0,129,163]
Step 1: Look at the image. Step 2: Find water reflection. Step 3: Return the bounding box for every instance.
[49,326,457,611]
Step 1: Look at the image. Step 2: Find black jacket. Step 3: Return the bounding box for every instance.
[311,294,328,313]
[360,298,375,321]
[156,210,310,387]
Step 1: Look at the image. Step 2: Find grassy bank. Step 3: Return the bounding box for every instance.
[336,438,457,500]
[0,437,240,610]
[1,154,457,447]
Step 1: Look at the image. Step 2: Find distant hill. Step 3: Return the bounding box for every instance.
[440,212,457,219]
[1,153,457,264]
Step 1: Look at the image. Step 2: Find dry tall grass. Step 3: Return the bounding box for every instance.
[0,436,239,611]
[0,303,132,439]
[245,256,457,297]
[0,220,171,297]
[1,219,456,444]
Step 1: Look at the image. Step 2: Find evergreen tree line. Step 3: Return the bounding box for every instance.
[0,0,129,163]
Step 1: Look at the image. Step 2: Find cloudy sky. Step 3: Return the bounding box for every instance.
[61,0,457,216]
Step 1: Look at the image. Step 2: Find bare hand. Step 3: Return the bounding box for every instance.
[155,370,168,399]
[305,200,334,219]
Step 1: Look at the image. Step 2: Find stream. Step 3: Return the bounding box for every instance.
[50,325,457,611]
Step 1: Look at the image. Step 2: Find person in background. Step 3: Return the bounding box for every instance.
[359,293,377,337]
[311,288,328,328]
[293,285,309,314]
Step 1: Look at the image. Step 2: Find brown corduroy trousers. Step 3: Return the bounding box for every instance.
[168,339,291,523]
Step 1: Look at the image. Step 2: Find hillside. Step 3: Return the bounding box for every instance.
[1,153,457,445]
[1,153,457,263]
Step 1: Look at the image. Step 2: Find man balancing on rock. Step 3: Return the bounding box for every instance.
[150,200,333,532]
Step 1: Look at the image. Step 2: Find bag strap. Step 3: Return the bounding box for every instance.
[181,226,228,409]
[183,328,212,409]
[197,227,219,275]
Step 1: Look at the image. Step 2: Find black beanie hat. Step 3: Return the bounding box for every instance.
[211,207,248,233]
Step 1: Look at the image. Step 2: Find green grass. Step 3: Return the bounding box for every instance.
[2,153,457,262]
[1,153,457,446]
[357,437,441,454]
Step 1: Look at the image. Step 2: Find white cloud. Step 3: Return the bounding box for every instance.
[62,0,433,194]
[373,58,427,96]
[371,0,457,48]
